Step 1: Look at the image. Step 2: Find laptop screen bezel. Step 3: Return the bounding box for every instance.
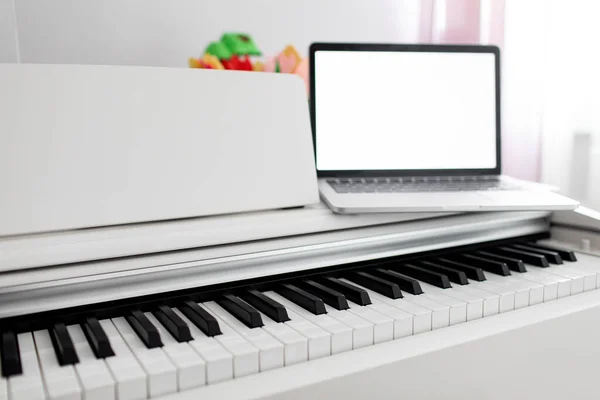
[309,42,502,178]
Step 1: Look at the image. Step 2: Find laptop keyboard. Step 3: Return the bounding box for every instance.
[327,177,522,193]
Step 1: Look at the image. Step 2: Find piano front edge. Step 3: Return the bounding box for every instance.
[164,287,600,400]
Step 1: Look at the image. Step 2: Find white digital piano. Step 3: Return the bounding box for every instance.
[1,64,600,400]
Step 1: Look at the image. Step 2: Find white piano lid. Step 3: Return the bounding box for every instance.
[0,202,454,272]
[0,63,318,237]
[552,206,600,230]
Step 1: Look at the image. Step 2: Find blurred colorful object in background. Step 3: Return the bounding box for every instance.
[188,53,224,70]
[189,33,309,94]
[263,45,301,73]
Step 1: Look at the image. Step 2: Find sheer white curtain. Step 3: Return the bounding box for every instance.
[428,0,600,210]
[504,0,600,208]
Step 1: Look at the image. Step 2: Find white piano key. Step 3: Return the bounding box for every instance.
[33,330,82,400]
[471,278,524,311]
[563,253,600,288]
[280,310,331,359]
[254,310,308,366]
[193,307,258,379]
[65,325,86,345]
[199,302,265,374]
[542,265,592,294]
[414,288,466,326]
[323,304,374,349]
[106,343,147,400]
[512,274,550,305]
[346,300,394,344]
[257,293,331,360]
[459,283,504,315]
[568,267,598,291]
[446,285,486,320]
[363,301,413,339]
[112,317,178,398]
[33,330,53,351]
[343,284,420,335]
[98,319,121,339]
[19,332,39,356]
[522,269,571,299]
[346,284,432,334]
[402,292,450,330]
[420,282,483,321]
[512,276,545,306]
[8,353,46,400]
[8,333,46,400]
[458,282,508,317]
[340,286,416,339]
[145,312,206,391]
[268,293,353,355]
[485,274,544,306]
[204,301,284,372]
[571,252,600,269]
[509,272,559,302]
[0,377,6,400]
[172,308,234,384]
[98,319,147,400]
[66,325,115,400]
[0,346,7,400]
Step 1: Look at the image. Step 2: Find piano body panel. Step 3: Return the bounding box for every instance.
[0,211,550,319]
[549,206,600,254]
[162,288,600,400]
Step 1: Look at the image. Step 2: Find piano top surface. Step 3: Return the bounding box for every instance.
[0,202,551,273]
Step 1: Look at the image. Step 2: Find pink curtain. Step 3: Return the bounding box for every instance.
[418,0,485,43]
[437,0,481,43]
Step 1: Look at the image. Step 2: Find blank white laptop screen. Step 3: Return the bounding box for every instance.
[314,50,497,171]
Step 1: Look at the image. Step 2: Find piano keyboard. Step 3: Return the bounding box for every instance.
[1,240,598,400]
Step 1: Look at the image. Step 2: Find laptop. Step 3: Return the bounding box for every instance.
[310,43,579,213]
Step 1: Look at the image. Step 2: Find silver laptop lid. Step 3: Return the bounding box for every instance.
[310,43,501,178]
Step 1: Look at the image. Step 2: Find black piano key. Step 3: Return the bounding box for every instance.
[239,290,290,323]
[318,277,372,306]
[390,263,452,289]
[217,294,264,328]
[455,254,511,276]
[1,331,22,377]
[50,323,79,365]
[126,309,163,348]
[180,301,222,336]
[82,317,115,358]
[371,269,424,295]
[494,247,550,268]
[345,271,403,299]
[418,261,469,285]
[476,251,527,273]
[153,305,193,342]
[435,258,487,281]
[526,242,577,262]
[511,244,563,264]
[299,280,349,310]
[274,284,327,315]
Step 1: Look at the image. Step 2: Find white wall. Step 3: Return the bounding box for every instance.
[12,0,422,67]
[0,0,18,62]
